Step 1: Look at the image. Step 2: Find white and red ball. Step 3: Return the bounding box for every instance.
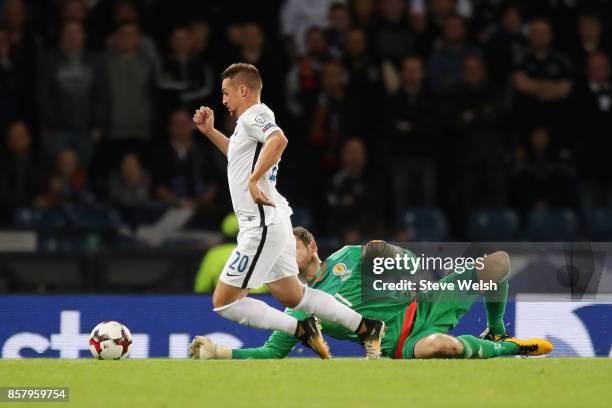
[89,321,132,360]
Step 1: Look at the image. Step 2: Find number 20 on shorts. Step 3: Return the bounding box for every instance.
[229,251,250,273]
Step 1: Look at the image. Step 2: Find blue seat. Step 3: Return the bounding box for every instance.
[121,204,168,227]
[38,235,79,252]
[527,208,578,241]
[468,208,520,241]
[70,206,122,229]
[403,208,449,241]
[14,208,68,228]
[587,208,612,241]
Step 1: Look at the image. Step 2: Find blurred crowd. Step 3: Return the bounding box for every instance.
[1,0,612,243]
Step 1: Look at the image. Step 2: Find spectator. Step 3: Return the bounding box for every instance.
[373,0,414,63]
[41,0,90,48]
[61,0,88,24]
[0,121,42,224]
[98,22,155,171]
[420,0,470,35]
[189,19,211,58]
[571,13,609,81]
[326,138,389,236]
[280,0,341,56]
[0,0,38,124]
[512,19,572,133]
[309,60,365,172]
[36,148,91,208]
[526,0,580,48]
[343,27,382,101]
[113,0,140,26]
[351,0,375,28]
[0,25,21,132]
[407,10,435,58]
[383,55,437,213]
[158,25,215,117]
[429,14,480,95]
[219,21,244,66]
[574,52,612,211]
[38,21,102,167]
[508,126,577,218]
[1,0,38,68]
[152,109,221,228]
[485,5,528,87]
[234,22,284,109]
[98,0,160,67]
[286,26,330,120]
[108,152,151,209]
[450,54,506,220]
[326,2,352,58]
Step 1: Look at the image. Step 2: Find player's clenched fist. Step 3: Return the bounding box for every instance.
[193,106,214,134]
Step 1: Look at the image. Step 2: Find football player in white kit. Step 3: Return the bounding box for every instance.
[189,63,385,359]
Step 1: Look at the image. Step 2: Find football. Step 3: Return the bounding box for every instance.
[89,321,132,360]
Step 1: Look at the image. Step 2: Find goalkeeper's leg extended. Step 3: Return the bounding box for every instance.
[402,250,553,359]
[413,333,553,358]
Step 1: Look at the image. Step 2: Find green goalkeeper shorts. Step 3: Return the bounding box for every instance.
[399,267,481,359]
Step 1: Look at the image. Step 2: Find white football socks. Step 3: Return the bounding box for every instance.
[214,297,298,335]
[294,286,362,332]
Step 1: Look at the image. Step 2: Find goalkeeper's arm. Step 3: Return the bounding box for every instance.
[232,308,307,359]
[195,309,307,360]
[231,329,300,359]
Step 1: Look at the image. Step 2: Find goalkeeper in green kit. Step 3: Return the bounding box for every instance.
[189,227,553,360]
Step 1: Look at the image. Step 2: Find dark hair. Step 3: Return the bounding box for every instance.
[304,25,325,39]
[293,226,315,246]
[402,54,423,65]
[329,2,348,13]
[444,13,465,26]
[579,11,601,22]
[61,20,83,32]
[114,20,140,34]
[529,17,551,27]
[221,62,262,91]
[168,107,191,121]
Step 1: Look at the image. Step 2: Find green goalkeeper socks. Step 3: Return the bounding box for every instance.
[484,276,509,336]
[457,335,518,359]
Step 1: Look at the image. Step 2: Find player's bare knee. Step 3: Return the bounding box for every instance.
[414,335,441,358]
[212,287,241,309]
[415,334,461,358]
[446,337,464,356]
[276,293,300,308]
[211,291,227,309]
[267,278,304,308]
[479,251,510,282]
[432,335,462,357]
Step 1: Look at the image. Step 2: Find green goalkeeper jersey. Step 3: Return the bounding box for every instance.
[232,245,416,359]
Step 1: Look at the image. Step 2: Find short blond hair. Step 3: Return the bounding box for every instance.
[293,226,314,246]
[222,63,262,91]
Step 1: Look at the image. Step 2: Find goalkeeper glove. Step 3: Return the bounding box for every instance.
[188,336,232,360]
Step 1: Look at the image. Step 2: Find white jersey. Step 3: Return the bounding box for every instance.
[227,103,292,229]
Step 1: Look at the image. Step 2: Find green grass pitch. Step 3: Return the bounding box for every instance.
[1,358,611,407]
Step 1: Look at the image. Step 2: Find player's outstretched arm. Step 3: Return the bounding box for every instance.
[248,130,288,206]
[190,309,306,360]
[190,325,300,360]
[193,106,230,156]
[232,329,300,360]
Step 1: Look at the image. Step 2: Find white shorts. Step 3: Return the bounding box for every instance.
[219,216,299,289]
